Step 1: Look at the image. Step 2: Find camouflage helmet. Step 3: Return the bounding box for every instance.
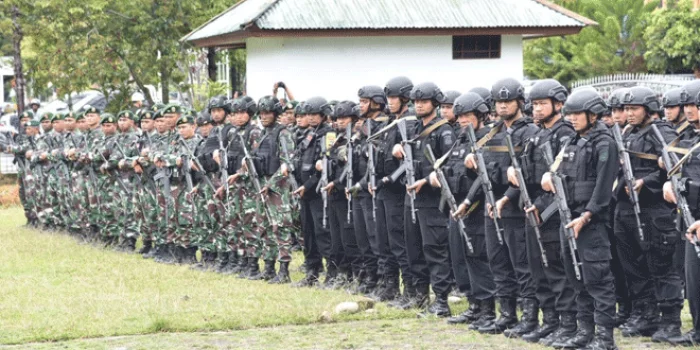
[384,76,414,99]
[453,92,490,117]
[491,78,525,102]
[208,95,230,113]
[230,96,257,116]
[528,79,568,103]
[257,95,284,116]
[358,85,388,106]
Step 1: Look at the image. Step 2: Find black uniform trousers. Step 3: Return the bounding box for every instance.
[684,241,700,332]
[485,216,536,300]
[302,196,332,271]
[414,206,452,297]
[350,194,379,277]
[454,211,495,300]
[380,193,410,283]
[329,197,359,273]
[449,217,471,295]
[561,220,616,327]
[526,217,576,313]
[300,197,321,270]
[613,205,684,310]
[606,216,630,308]
[405,196,430,289]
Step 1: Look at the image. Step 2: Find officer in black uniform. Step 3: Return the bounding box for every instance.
[398,82,455,317]
[320,100,361,289]
[292,97,334,287]
[614,86,682,342]
[464,78,539,334]
[608,88,629,128]
[446,92,497,328]
[350,86,387,295]
[375,77,418,305]
[514,79,578,345]
[441,90,461,127]
[667,79,700,346]
[664,87,693,139]
[541,87,619,350]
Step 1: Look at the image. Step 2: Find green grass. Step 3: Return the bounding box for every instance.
[0,206,696,349]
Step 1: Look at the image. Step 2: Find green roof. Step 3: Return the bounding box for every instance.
[183,0,596,46]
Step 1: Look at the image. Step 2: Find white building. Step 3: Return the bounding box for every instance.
[183,0,595,101]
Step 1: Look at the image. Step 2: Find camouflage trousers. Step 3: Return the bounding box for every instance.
[218,183,242,254]
[22,168,38,222]
[72,171,91,234]
[100,177,121,240]
[173,181,196,248]
[136,179,159,243]
[192,179,222,253]
[114,173,139,240]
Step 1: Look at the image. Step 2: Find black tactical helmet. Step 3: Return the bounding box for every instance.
[491,78,525,102]
[295,101,305,115]
[608,88,628,109]
[528,79,568,102]
[333,100,360,120]
[230,96,257,115]
[410,82,445,104]
[621,86,661,113]
[468,87,494,110]
[453,92,490,116]
[662,88,684,108]
[681,81,700,106]
[299,96,332,116]
[442,91,461,105]
[358,86,388,106]
[258,95,283,116]
[564,88,607,115]
[384,76,414,99]
[208,96,230,113]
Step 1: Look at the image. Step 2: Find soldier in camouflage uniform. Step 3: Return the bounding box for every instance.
[66,112,92,238]
[77,106,106,241]
[111,110,142,251]
[93,114,120,244]
[6,116,40,225]
[61,112,84,235]
[131,108,161,257]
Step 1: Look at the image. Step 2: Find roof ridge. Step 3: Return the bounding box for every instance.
[244,0,284,29]
[181,0,250,42]
[531,0,598,26]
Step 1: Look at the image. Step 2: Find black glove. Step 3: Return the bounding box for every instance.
[278,82,286,89]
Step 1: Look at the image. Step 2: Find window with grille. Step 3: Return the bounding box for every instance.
[452,35,501,59]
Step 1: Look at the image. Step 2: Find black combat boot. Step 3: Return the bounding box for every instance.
[447,297,481,325]
[191,250,215,271]
[615,301,631,327]
[580,327,618,350]
[138,239,153,255]
[522,307,559,343]
[214,252,230,273]
[367,274,386,300]
[293,265,320,288]
[182,247,198,265]
[374,276,400,302]
[542,311,577,347]
[469,298,496,331]
[478,298,517,334]
[125,237,137,252]
[399,283,430,310]
[423,294,451,318]
[219,251,238,274]
[321,263,339,289]
[269,262,291,284]
[504,298,539,338]
[241,257,259,279]
[231,252,246,274]
[619,301,643,332]
[152,244,166,262]
[260,260,277,281]
[668,330,700,346]
[621,302,659,337]
[651,306,682,343]
[388,282,414,309]
[557,320,594,349]
[357,270,378,295]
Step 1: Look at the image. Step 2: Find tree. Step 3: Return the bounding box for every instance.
[524,0,658,86]
[644,0,700,76]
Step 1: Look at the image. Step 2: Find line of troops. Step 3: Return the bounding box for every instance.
[7,76,700,350]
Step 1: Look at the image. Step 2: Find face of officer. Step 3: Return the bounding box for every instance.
[102,123,117,136]
[281,110,295,126]
[41,120,52,132]
[52,120,65,133]
[568,111,597,134]
[601,114,614,127]
[86,113,101,129]
[457,112,480,130]
[387,96,403,114]
[359,98,371,117]
[297,114,309,128]
[141,119,154,132]
[611,108,626,127]
[335,116,352,130]
[440,104,455,123]
[414,99,436,118]
[177,122,195,139]
[532,99,562,125]
[26,126,39,136]
[64,118,76,132]
[233,111,250,127]
[77,119,89,132]
[211,108,226,124]
[155,118,169,134]
[685,104,699,124]
[496,100,520,121]
[665,106,682,123]
[624,105,647,126]
[164,113,179,129]
[260,111,276,128]
[118,117,133,132]
[307,113,323,127]
[198,123,213,138]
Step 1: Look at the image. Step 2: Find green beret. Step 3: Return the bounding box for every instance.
[51,113,65,122]
[75,111,85,121]
[153,109,165,120]
[176,115,195,126]
[285,100,298,111]
[100,113,117,124]
[163,104,183,115]
[20,111,34,119]
[63,112,77,120]
[83,105,101,115]
[140,110,154,120]
[152,103,166,113]
[24,120,40,127]
[117,110,137,121]
[40,112,54,122]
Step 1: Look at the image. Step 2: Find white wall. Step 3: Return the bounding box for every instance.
[246,35,523,102]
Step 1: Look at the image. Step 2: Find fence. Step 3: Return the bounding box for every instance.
[570,73,696,99]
